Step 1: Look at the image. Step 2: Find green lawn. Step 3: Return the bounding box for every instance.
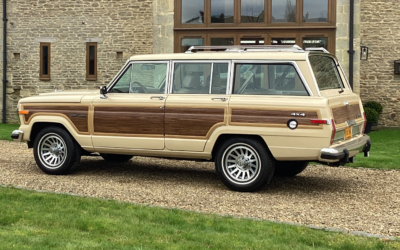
[0,123,19,141]
[0,186,398,250]
[346,129,400,170]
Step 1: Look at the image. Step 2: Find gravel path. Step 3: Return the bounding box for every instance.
[1,140,400,237]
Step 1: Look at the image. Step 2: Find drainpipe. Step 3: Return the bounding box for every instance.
[348,0,354,89]
[2,0,7,123]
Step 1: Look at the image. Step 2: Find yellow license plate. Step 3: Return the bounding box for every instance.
[345,127,352,140]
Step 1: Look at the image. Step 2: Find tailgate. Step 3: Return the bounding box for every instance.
[324,91,365,144]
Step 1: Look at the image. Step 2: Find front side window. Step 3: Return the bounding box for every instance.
[172,62,229,94]
[233,63,308,96]
[110,62,168,94]
[309,55,344,90]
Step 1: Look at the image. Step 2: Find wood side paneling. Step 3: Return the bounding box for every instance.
[94,106,164,135]
[231,109,319,126]
[165,107,225,137]
[332,104,361,124]
[23,105,89,133]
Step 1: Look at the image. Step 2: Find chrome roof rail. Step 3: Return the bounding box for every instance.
[185,45,305,53]
[304,47,330,53]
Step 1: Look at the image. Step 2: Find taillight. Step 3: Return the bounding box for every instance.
[310,119,330,124]
[330,119,336,145]
[362,112,367,134]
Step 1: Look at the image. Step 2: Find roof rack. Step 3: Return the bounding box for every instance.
[304,47,330,53]
[185,45,304,53]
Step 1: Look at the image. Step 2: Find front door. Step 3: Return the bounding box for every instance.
[165,61,231,152]
[91,61,169,150]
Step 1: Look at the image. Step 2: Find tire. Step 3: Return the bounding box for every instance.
[274,161,308,177]
[33,126,81,175]
[215,138,275,192]
[100,154,133,162]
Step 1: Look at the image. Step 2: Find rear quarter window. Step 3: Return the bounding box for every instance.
[309,55,344,91]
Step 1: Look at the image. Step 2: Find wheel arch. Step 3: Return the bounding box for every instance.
[26,115,92,150]
[210,134,272,161]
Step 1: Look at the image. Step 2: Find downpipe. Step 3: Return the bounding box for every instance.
[2,0,7,123]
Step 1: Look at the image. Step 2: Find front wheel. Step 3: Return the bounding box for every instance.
[33,126,81,175]
[215,138,275,192]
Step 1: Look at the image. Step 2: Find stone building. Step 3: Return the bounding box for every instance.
[0,0,397,126]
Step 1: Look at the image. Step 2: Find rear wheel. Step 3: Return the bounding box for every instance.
[215,138,275,192]
[33,126,81,175]
[101,154,133,162]
[274,161,309,177]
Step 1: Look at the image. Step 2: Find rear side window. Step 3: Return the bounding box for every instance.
[232,63,309,96]
[309,55,344,90]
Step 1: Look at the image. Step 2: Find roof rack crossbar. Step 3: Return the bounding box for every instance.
[185,45,304,53]
[304,47,330,53]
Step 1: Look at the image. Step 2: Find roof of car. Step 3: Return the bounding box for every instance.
[129,51,310,62]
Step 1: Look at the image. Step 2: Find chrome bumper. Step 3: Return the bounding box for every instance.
[11,130,24,142]
[318,134,371,164]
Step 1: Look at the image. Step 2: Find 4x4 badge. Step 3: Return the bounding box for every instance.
[291,113,305,117]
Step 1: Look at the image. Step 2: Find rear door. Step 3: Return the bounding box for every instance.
[308,54,365,143]
[164,61,231,152]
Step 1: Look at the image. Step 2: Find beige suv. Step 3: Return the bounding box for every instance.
[11,45,371,192]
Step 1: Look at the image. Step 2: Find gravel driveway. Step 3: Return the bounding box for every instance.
[1,140,399,237]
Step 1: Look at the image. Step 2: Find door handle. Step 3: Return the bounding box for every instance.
[151,96,165,100]
[212,97,228,102]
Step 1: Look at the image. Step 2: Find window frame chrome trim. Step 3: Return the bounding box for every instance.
[230,60,313,96]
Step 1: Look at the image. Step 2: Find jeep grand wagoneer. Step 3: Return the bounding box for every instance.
[12,45,371,192]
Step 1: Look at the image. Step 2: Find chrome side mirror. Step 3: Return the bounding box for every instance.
[100,86,108,99]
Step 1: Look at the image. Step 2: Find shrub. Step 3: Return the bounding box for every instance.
[364,101,383,114]
[364,107,379,124]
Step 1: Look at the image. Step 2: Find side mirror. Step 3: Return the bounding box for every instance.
[100,86,108,99]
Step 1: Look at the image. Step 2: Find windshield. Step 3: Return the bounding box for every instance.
[309,55,345,91]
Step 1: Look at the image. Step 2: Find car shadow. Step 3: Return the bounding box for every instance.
[75,157,353,194]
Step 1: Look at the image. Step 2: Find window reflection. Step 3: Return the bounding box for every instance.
[241,0,264,23]
[181,38,204,53]
[211,0,234,23]
[271,0,296,23]
[271,38,296,45]
[240,38,264,45]
[303,0,328,22]
[303,37,328,49]
[182,0,204,24]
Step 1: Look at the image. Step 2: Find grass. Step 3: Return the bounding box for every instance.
[0,123,19,141]
[346,129,400,170]
[0,186,399,250]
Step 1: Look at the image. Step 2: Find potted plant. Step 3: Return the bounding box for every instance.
[363,103,380,134]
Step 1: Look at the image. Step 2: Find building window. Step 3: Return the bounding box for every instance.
[40,43,50,80]
[86,42,97,80]
[174,0,336,53]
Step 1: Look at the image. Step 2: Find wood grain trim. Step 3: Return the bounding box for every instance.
[332,103,362,125]
[93,106,164,135]
[165,107,226,138]
[22,105,89,133]
[229,108,321,128]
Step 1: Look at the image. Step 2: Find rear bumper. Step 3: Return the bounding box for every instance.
[318,134,371,164]
[11,130,24,142]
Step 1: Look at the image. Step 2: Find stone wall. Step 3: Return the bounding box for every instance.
[2,0,153,123]
[360,0,400,126]
[153,0,174,54]
[335,0,361,94]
